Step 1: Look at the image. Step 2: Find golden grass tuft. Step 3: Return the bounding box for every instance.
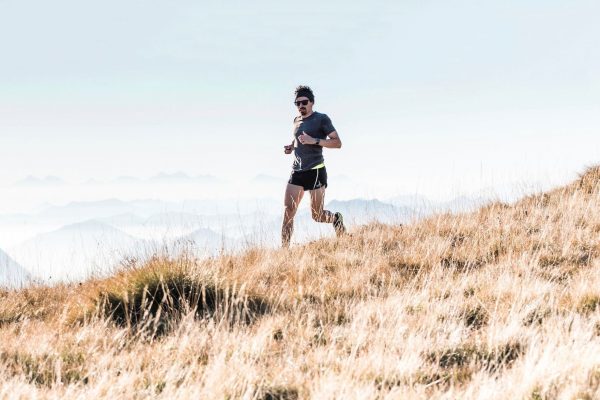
[576,165,600,194]
[78,255,271,336]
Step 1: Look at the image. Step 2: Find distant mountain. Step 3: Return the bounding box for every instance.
[14,175,66,187]
[169,198,281,216]
[437,196,490,213]
[191,174,222,184]
[29,198,282,230]
[387,194,491,215]
[82,178,103,186]
[0,213,35,225]
[252,174,285,184]
[148,172,220,184]
[144,212,207,227]
[326,199,414,224]
[330,174,353,183]
[95,173,222,186]
[177,228,238,254]
[104,212,218,242]
[99,213,147,227]
[387,194,433,208]
[113,176,141,184]
[10,220,146,283]
[38,199,135,223]
[0,248,30,288]
[127,199,180,216]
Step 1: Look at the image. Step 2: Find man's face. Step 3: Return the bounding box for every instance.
[294,96,313,116]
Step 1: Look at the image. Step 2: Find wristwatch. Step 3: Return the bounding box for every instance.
[316,138,320,145]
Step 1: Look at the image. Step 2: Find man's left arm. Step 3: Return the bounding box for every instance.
[319,131,342,149]
[297,130,342,148]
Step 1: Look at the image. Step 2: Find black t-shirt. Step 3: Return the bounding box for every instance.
[291,111,336,171]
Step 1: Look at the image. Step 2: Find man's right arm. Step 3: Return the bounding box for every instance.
[284,136,295,154]
[285,118,297,153]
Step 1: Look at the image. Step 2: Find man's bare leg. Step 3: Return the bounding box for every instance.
[282,183,304,247]
[310,186,346,236]
[309,187,335,223]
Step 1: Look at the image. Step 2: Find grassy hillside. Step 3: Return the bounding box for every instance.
[2,167,600,399]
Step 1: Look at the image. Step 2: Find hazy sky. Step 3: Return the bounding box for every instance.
[1,0,599,200]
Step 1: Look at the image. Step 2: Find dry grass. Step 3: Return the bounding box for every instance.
[2,167,600,399]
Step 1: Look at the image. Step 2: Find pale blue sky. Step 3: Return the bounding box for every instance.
[1,0,599,200]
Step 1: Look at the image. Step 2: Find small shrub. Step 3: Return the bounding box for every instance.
[272,329,284,341]
[375,370,474,390]
[529,388,544,400]
[461,305,489,329]
[539,252,594,268]
[485,342,524,372]
[414,369,473,386]
[428,345,477,368]
[426,341,523,372]
[405,304,424,315]
[374,375,404,391]
[315,303,351,326]
[0,350,87,387]
[576,165,600,194]
[523,307,551,326]
[578,295,600,315]
[310,328,328,347]
[440,257,484,271]
[260,386,299,400]
[387,260,422,279]
[449,234,466,248]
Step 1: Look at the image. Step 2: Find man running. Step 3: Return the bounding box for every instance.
[281,85,346,248]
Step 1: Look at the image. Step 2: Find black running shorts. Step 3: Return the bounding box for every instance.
[288,166,328,191]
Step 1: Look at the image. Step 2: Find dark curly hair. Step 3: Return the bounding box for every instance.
[294,85,314,103]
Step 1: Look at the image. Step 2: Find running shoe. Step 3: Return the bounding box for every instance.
[333,212,346,237]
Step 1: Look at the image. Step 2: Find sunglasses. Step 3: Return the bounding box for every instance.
[294,100,310,106]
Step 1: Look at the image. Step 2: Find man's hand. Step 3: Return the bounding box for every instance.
[283,144,293,154]
[298,131,317,145]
